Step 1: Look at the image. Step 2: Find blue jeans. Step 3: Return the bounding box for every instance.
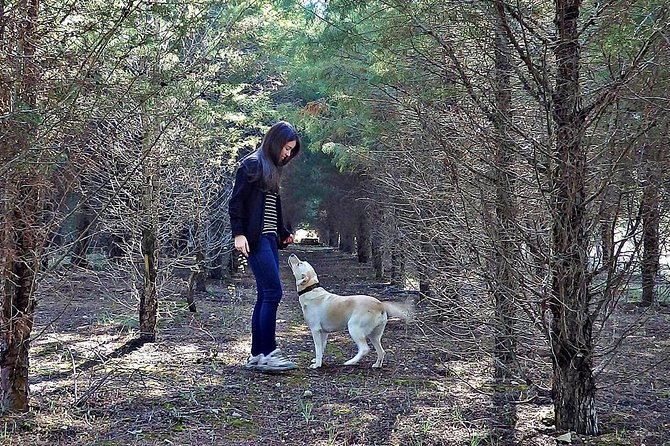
[247,233,282,356]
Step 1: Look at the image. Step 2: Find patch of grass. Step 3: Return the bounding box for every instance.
[96,310,138,331]
[281,370,308,385]
[31,341,64,357]
[327,344,347,362]
[595,432,633,445]
[226,417,254,429]
[392,378,441,390]
[299,400,314,423]
[172,421,187,432]
[470,433,500,446]
[624,283,670,304]
[297,350,313,362]
[331,406,352,416]
[87,252,112,270]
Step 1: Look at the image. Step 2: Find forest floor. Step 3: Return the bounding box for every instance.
[3,245,670,446]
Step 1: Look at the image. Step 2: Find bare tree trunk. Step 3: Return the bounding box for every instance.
[418,232,432,298]
[340,231,355,254]
[0,0,40,412]
[598,112,619,271]
[390,245,405,287]
[108,232,126,262]
[139,226,158,342]
[71,201,93,267]
[550,0,598,435]
[139,116,158,342]
[492,1,518,381]
[356,210,371,263]
[1,184,40,412]
[640,144,660,307]
[371,237,384,280]
[187,224,205,313]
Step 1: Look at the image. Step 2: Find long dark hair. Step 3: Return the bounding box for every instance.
[249,121,301,193]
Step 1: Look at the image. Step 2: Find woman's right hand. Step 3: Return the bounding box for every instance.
[234,235,250,257]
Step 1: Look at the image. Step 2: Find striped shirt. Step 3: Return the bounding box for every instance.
[262,192,278,235]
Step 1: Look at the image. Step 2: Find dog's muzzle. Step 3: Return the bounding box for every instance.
[288,253,299,267]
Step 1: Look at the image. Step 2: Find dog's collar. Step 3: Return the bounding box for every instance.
[298,282,321,296]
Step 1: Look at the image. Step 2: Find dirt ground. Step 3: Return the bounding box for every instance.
[2,245,669,445]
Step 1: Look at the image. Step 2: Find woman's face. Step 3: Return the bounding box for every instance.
[279,140,297,165]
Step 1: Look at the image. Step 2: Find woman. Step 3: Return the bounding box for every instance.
[228,121,300,372]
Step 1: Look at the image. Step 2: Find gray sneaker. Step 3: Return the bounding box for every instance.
[257,349,297,372]
[245,354,262,369]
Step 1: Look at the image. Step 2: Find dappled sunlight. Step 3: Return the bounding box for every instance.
[17,244,669,445]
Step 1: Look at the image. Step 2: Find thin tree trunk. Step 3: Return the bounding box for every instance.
[340,231,355,254]
[356,210,371,263]
[598,112,619,271]
[328,231,338,248]
[640,144,660,307]
[0,0,40,412]
[71,202,93,267]
[139,226,158,342]
[1,184,40,412]
[550,0,598,435]
[371,237,384,280]
[138,111,158,342]
[418,231,432,298]
[390,245,405,287]
[492,1,518,381]
[187,220,205,313]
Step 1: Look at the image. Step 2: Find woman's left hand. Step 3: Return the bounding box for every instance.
[283,234,294,245]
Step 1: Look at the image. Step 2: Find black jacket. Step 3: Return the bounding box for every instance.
[228,157,291,251]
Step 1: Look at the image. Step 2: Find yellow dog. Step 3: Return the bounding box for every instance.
[288,254,412,368]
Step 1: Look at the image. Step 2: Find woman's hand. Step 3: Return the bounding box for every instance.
[234,235,250,257]
[283,234,294,245]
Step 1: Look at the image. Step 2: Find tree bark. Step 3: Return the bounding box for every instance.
[71,201,93,267]
[356,210,371,263]
[492,1,518,381]
[0,0,41,413]
[138,112,158,342]
[390,245,405,287]
[187,225,205,313]
[1,184,40,412]
[139,225,158,342]
[640,144,661,307]
[418,231,432,298]
[340,231,355,254]
[371,237,384,280]
[550,0,598,435]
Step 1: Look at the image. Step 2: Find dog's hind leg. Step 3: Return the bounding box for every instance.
[343,324,370,366]
[369,323,386,368]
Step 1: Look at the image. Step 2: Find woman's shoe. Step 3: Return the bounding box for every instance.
[257,349,297,372]
[245,354,262,369]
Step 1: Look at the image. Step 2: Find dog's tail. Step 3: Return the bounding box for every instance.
[383,301,413,322]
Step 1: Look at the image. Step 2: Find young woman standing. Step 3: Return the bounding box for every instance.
[228,121,300,372]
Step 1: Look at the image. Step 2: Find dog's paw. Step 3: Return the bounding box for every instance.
[343,359,359,366]
[309,363,322,369]
[372,362,383,368]
[310,358,317,364]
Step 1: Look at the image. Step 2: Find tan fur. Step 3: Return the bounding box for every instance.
[288,254,411,368]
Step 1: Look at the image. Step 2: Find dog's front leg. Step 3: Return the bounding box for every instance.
[310,329,324,368]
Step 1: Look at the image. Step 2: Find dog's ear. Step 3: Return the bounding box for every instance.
[296,273,308,286]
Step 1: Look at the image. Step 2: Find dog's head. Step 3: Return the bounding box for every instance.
[287,254,319,291]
